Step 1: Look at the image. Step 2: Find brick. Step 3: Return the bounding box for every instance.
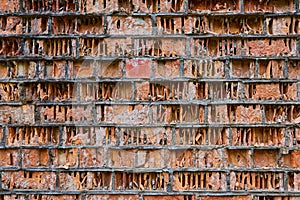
[288,60,300,79]
[0,149,20,167]
[51,148,79,168]
[108,149,136,167]
[174,127,229,146]
[166,149,194,168]
[189,0,240,12]
[253,149,279,168]
[114,172,169,191]
[244,0,294,12]
[234,105,262,123]
[288,172,300,191]
[144,196,195,200]
[287,128,300,147]
[0,0,20,12]
[282,150,300,168]
[133,38,186,57]
[199,197,252,200]
[80,148,106,167]
[230,172,283,190]
[154,59,180,78]
[225,149,251,168]
[247,38,297,56]
[0,105,34,124]
[1,171,56,190]
[27,195,81,200]
[184,59,226,78]
[230,59,255,78]
[107,16,152,35]
[22,148,49,167]
[173,171,226,191]
[258,60,285,79]
[2,194,26,200]
[267,17,299,35]
[232,127,285,146]
[208,105,229,123]
[86,195,139,200]
[24,38,76,57]
[59,171,112,190]
[101,105,149,124]
[95,60,123,78]
[136,149,164,168]
[195,149,223,168]
[245,83,281,100]
[119,127,172,146]
[126,59,151,78]
[5,126,60,146]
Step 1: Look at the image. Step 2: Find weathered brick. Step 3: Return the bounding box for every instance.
[282,150,300,168]
[100,105,149,124]
[108,149,136,167]
[80,147,106,168]
[1,171,56,190]
[154,59,180,78]
[144,196,195,200]
[173,171,227,191]
[126,59,151,78]
[225,149,251,168]
[51,148,79,168]
[86,195,139,200]
[0,149,20,167]
[0,105,34,124]
[58,171,112,190]
[253,149,279,168]
[107,16,152,35]
[195,149,223,168]
[166,149,194,168]
[22,148,49,167]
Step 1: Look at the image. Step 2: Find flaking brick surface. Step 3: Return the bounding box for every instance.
[0,0,299,200]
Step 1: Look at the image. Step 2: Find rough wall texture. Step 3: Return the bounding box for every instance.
[0,0,300,199]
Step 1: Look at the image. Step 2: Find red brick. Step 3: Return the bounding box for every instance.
[282,150,300,168]
[51,148,79,168]
[253,149,279,168]
[200,196,252,200]
[154,60,180,78]
[126,59,151,78]
[108,149,136,167]
[136,149,164,168]
[80,148,106,168]
[144,196,195,200]
[86,195,139,200]
[0,149,20,167]
[166,149,194,168]
[225,150,251,168]
[0,105,34,124]
[1,171,56,190]
[196,149,223,168]
[107,16,152,35]
[22,148,49,167]
[235,105,262,123]
[101,105,149,124]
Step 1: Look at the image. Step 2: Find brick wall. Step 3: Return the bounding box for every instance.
[0,0,300,199]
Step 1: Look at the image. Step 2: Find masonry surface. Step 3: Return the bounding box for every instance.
[0,0,300,199]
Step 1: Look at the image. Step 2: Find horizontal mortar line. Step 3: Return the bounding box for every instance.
[2,190,300,196]
[32,100,300,106]
[0,55,299,61]
[0,143,300,151]
[0,78,299,83]
[1,34,299,39]
[0,11,299,17]
[1,167,297,173]
[0,77,295,82]
[2,123,292,128]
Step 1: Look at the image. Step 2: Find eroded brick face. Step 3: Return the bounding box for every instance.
[0,0,299,200]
